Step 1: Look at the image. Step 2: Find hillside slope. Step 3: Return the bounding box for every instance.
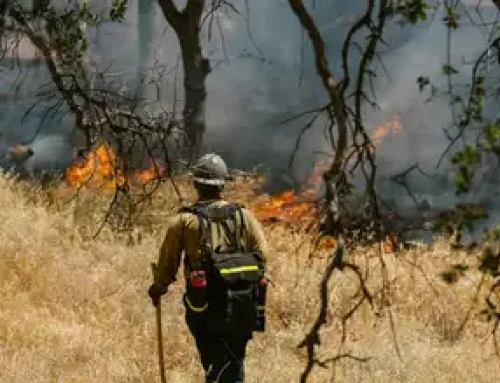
[0,174,499,382]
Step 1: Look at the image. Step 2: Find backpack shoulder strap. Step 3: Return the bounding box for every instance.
[179,204,213,262]
[207,203,246,252]
[180,202,247,254]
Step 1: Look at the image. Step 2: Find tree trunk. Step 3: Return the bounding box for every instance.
[157,0,209,161]
[178,27,210,160]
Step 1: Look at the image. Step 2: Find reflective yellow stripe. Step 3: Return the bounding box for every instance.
[185,296,208,313]
[219,265,259,275]
[258,306,265,310]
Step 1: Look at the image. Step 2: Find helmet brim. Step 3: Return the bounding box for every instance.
[193,177,225,186]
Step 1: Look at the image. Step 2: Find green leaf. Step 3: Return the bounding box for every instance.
[110,0,128,22]
[482,124,500,151]
[453,165,474,194]
[442,64,459,76]
[452,146,481,166]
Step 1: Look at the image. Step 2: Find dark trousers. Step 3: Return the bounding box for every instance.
[186,314,250,383]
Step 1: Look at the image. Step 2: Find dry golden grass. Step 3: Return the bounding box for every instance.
[1,173,500,382]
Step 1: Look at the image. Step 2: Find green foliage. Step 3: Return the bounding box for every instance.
[453,166,473,194]
[110,0,128,22]
[391,1,430,24]
[415,7,492,201]
[451,146,481,167]
[449,77,497,196]
[19,2,98,70]
[482,123,500,154]
[444,6,459,29]
[46,13,91,65]
[451,146,480,194]
[454,76,485,128]
[442,64,458,76]
[11,0,127,71]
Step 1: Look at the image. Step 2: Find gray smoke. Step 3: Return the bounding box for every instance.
[1,134,74,180]
[1,0,498,216]
[20,134,75,179]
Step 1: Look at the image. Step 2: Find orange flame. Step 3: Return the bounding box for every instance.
[252,160,329,223]
[65,143,165,190]
[251,115,403,224]
[372,115,402,146]
[252,190,315,222]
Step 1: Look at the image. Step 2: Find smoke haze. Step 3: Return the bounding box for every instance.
[0,0,498,213]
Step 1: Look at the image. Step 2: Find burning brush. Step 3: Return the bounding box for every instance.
[252,115,403,224]
[250,115,405,252]
[65,143,167,190]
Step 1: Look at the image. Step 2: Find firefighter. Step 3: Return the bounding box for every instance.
[148,153,269,383]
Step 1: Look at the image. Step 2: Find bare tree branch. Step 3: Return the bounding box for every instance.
[287,0,348,182]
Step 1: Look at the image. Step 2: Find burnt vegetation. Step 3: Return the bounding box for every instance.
[1,0,500,381]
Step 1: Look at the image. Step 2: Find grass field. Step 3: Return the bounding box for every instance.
[1,173,499,382]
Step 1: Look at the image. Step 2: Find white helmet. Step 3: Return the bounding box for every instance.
[192,153,229,186]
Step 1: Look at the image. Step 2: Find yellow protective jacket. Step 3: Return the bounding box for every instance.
[154,200,268,288]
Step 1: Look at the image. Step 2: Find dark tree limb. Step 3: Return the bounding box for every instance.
[287,0,348,184]
[6,2,181,237]
[297,243,373,382]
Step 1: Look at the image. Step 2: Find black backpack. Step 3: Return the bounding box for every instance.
[181,202,266,335]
